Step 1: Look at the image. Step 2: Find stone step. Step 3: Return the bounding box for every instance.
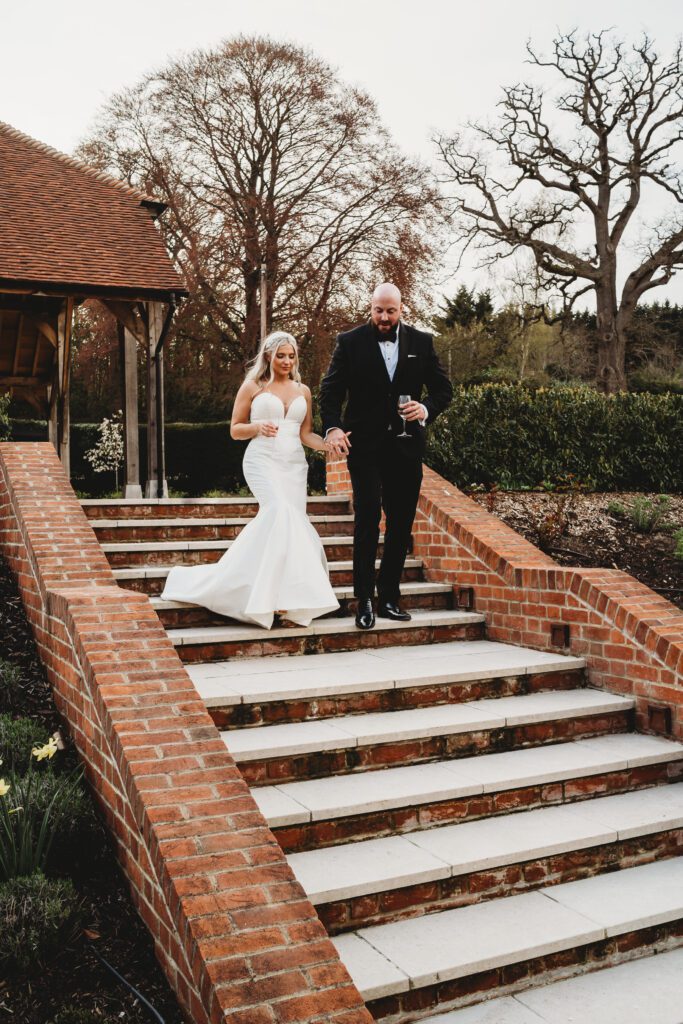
[168,609,485,663]
[152,581,453,628]
[288,783,683,932]
[421,946,683,1024]
[81,495,351,519]
[225,690,632,786]
[102,534,368,567]
[112,558,425,594]
[190,641,587,728]
[333,856,683,1018]
[92,513,356,542]
[255,733,683,852]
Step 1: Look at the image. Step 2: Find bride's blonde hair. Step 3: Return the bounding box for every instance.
[245,331,302,386]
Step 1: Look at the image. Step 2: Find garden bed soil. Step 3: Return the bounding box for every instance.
[0,556,185,1024]
[469,490,683,611]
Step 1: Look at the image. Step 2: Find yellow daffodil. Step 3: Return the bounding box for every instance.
[0,778,9,798]
[32,737,59,761]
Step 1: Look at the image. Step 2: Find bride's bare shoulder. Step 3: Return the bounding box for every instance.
[298,382,312,397]
[236,380,261,400]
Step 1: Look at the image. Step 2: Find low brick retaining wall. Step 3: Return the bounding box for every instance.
[0,443,372,1024]
[326,456,683,739]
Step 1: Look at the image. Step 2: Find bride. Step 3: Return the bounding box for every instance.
[161,331,340,629]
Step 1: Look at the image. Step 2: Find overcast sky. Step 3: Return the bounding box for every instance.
[3,0,683,305]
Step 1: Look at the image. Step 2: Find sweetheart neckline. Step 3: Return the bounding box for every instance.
[254,391,306,418]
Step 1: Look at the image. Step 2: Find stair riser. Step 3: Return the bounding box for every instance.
[115,563,424,595]
[274,761,683,853]
[367,921,683,1023]
[238,711,631,787]
[106,538,366,567]
[158,590,452,629]
[175,622,486,663]
[94,518,355,542]
[320,829,683,935]
[83,499,350,519]
[210,669,587,729]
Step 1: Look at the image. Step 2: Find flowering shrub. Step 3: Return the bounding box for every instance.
[0,741,83,881]
[84,410,124,490]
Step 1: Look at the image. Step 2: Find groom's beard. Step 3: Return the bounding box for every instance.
[372,323,398,343]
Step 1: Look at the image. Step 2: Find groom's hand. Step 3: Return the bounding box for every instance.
[326,428,352,456]
[399,400,427,423]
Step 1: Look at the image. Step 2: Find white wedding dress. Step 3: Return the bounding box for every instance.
[161,391,339,629]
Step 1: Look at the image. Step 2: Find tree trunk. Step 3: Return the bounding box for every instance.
[243,264,261,360]
[595,281,627,393]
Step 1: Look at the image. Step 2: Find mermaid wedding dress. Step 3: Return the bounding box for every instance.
[160,391,339,629]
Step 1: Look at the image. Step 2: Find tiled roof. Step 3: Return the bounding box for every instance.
[0,122,186,296]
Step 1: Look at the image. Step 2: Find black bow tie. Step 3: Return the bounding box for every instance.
[378,331,398,344]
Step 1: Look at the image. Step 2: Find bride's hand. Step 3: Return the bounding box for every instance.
[255,421,278,437]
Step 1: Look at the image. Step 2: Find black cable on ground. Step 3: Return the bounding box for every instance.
[86,940,166,1024]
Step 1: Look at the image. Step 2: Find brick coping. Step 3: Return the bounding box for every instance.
[0,443,372,1024]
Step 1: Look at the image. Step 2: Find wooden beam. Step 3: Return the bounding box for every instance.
[11,314,23,374]
[0,376,46,388]
[118,321,142,499]
[101,299,145,343]
[22,313,57,348]
[61,297,73,398]
[50,299,73,477]
[31,332,41,377]
[144,301,168,498]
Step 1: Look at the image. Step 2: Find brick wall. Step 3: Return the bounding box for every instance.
[326,454,683,739]
[0,443,372,1024]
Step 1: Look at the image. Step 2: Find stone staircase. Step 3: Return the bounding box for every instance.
[82,495,683,1022]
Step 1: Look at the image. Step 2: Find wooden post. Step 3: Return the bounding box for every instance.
[48,299,73,476]
[145,301,168,498]
[118,320,142,498]
[260,262,267,342]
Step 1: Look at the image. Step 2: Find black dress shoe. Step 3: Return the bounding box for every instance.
[377,600,411,622]
[355,598,375,630]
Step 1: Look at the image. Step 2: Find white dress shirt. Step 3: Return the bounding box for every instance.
[381,323,427,424]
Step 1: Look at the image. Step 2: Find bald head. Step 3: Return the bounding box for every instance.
[372,282,402,306]
[370,282,402,334]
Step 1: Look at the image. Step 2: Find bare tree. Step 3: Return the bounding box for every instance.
[437,30,683,392]
[79,36,441,379]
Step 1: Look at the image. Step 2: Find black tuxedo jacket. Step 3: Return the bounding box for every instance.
[319,321,453,459]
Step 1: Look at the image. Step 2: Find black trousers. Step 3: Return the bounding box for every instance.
[348,441,423,604]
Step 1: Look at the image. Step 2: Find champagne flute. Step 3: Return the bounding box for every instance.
[397,394,411,437]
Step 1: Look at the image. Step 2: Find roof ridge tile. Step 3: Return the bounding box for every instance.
[0,120,162,210]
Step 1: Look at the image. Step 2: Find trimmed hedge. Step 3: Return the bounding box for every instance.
[426,384,683,491]
[12,384,680,494]
[9,420,326,496]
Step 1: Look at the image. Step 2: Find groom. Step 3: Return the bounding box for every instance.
[320,283,453,629]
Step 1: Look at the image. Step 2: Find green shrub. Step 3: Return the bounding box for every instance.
[23,768,103,874]
[0,873,82,974]
[427,384,683,491]
[0,659,24,712]
[0,714,48,773]
[50,1011,119,1024]
[674,529,683,560]
[0,392,9,442]
[627,495,671,533]
[607,495,672,533]
[11,418,326,496]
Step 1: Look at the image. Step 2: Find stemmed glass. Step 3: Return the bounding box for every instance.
[397,394,411,438]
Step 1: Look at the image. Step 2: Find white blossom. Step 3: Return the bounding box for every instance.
[85,411,124,487]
